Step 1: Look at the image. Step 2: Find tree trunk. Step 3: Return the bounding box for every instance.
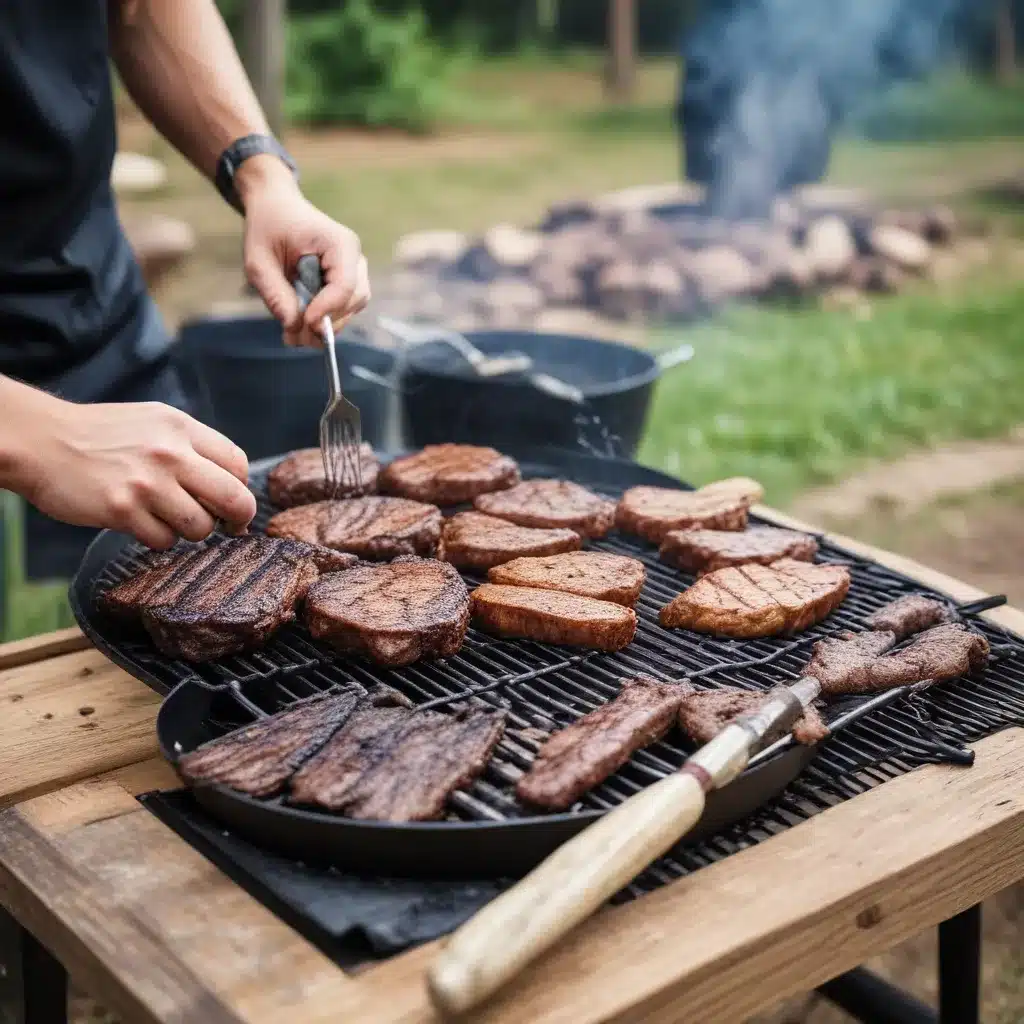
[243,0,286,137]
[604,0,636,102]
[995,0,1017,84]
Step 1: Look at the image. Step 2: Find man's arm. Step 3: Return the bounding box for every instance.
[109,0,370,346]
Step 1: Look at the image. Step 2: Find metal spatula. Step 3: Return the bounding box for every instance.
[294,254,363,495]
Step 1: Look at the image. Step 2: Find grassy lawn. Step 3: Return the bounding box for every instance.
[6,57,1024,642]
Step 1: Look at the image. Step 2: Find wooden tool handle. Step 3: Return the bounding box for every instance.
[427,770,707,1018]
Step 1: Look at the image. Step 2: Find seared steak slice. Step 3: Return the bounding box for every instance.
[439,511,581,571]
[266,496,442,560]
[865,594,955,641]
[678,687,829,747]
[812,622,990,696]
[616,477,763,544]
[660,525,818,575]
[305,557,470,666]
[474,479,615,538]
[177,690,361,796]
[517,676,690,810]
[289,704,506,820]
[470,583,637,651]
[488,551,646,607]
[100,536,351,661]
[267,445,379,507]
[380,444,520,505]
[805,630,898,695]
[659,558,851,637]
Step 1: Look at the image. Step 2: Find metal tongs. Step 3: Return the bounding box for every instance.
[294,254,363,495]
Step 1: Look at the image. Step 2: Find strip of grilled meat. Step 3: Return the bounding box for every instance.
[677,687,829,747]
[100,536,355,661]
[268,445,379,507]
[380,444,520,505]
[305,557,470,666]
[517,676,691,811]
[177,690,362,796]
[488,550,646,607]
[289,704,506,820]
[438,511,581,571]
[659,558,850,638]
[865,594,955,641]
[473,479,615,539]
[266,495,442,560]
[804,630,898,694]
[659,525,818,575]
[471,583,637,651]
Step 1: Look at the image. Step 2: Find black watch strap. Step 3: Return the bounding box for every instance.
[215,134,299,214]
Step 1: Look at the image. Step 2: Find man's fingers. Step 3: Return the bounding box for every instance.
[245,244,301,336]
[125,510,178,552]
[306,233,363,329]
[147,485,218,544]
[184,418,250,484]
[178,453,257,531]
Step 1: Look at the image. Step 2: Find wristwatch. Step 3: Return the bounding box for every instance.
[215,134,299,214]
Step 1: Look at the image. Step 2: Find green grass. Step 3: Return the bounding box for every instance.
[639,283,1024,504]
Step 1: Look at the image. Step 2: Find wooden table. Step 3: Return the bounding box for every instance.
[2,513,1024,1024]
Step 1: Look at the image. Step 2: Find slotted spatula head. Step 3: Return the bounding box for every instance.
[295,254,363,496]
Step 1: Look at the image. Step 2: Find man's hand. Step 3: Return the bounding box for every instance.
[2,382,256,550]
[239,156,370,348]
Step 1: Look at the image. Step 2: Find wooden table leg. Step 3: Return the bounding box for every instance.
[938,904,981,1024]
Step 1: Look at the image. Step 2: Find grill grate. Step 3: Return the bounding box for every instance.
[88,461,1024,896]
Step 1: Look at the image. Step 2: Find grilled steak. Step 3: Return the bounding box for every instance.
[100,535,354,661]
[660,525,818,575]
[805,630,898,694]
[266,496,442,560]
[488,551,646,607]
[177,690,361,796]
[865,594,955,641]
[809,622,989,696]
[267,445,379,507]
[289,704,506,820]
[439,511,581,571]
[678,687,828,747]
[517,676,691,810]
[470,583,637,651]
[616,476,763,544]
[473,479,615,539]
[380,444,520,505]
[305,557,470,666]
[659,558,851,637]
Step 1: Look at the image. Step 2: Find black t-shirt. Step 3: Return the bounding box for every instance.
[0,0,171,400]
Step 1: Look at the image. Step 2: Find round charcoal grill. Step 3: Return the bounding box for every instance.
[70,448,1014,878]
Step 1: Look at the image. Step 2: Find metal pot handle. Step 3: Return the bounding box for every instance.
[656,343,695,372]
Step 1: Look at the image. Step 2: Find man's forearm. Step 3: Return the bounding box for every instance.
[109,0,292,199]
[0,377,61,496]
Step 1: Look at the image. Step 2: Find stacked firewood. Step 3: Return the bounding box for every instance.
[379,185,963,329]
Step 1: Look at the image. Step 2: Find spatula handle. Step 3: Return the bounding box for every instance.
[294,253,323,312]
[427,769,707,1017]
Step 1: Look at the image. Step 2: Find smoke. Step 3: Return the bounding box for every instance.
[680,0,969,218]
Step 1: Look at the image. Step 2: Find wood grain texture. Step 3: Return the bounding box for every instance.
[0,627,90,670]
[0,782,355,1024]
[0,648,160,808]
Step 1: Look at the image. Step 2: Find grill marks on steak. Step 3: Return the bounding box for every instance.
[305,557,470,666]
[266,496,442,560]
[488,551,646,607]
[473,479,615,538]
[517,677,691,810]
[660,526,818,575]
[380,444,520,505]
[439,511,581,571]
[177,690,361,796]
[100,536,354,661]
[267,445,379,507]
[289,704,506,820]
[616,477,764,544]
[471,584,637,651]
[677,687,829,747]
[807,623,989,696]
[865,594,955,641]
[659,558,850,638]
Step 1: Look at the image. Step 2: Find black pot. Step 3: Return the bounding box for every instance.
[172,316,394,462]
[398,330,692,460]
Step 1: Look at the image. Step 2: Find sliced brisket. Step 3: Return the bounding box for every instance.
[865,594,955,641]
[677,687,828,747]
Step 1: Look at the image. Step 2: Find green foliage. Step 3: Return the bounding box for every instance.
[284,1,453,131]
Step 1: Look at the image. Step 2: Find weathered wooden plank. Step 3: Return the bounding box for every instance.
[0,627,90,671]
[0,650,160,808]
